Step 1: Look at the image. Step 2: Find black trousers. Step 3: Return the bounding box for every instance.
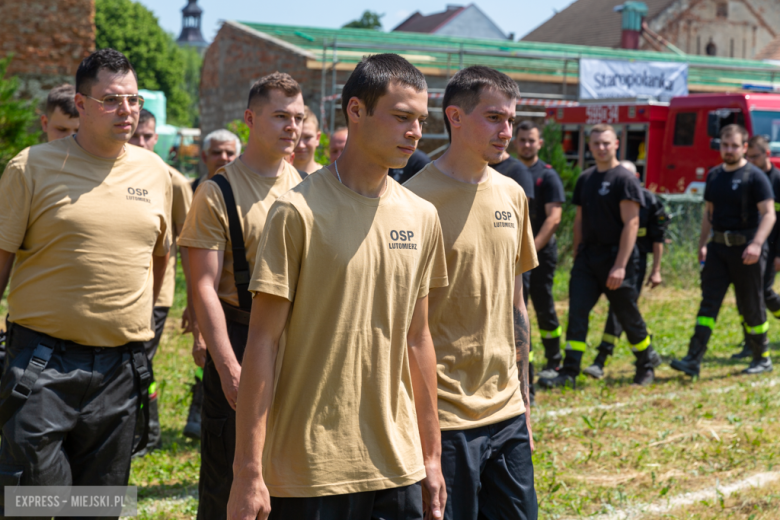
[0,323,140,520]
[196,318,248,520]
[567,245,649,350]
[142,306,169,366]
[601,252,648,350]
[762,242,780,316]
[440,414,537,520]
[269,483,423,520]
[523,239,561,336]
[693,241,767,346]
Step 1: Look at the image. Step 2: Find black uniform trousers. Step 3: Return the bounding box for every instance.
[196,317,248,520]
[440,414,537,520]
[142,306,170,368]
[693,241,767,346]
[0,323,141,520]
[523,239,562,344]
[601,252,648,352]
[567,245,649,355]
[269,483,423,520]
[761,241,780,316]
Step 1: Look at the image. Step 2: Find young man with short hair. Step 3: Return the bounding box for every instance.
[293,105,322,175]
[730,135,780,358]
[539,124,660,389]
[514,120,565,383]
[40,83,79,141]
[179,72,304,520]
[228,54,448,520]
[0,49,171,510]
[129,108,194,455]
[328,125,348,162]
[184,127,241,440]
[406,65,538,520]
[582,160,668,379]
[671,125,775,377]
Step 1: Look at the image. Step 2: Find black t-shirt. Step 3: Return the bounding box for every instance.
[572,165,645,247]
[491,156,534,202]
[703,163,773,232]
[637,188,668,254]
[391,149,431,185]
[528,160,566,236]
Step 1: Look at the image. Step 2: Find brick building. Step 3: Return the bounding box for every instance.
[522,0,780,60]
[0,0,95,99]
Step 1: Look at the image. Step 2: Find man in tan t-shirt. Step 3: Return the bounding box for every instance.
[178,72,304,520]
[405,66,539,520]
[40,84,80,142]
[292,105,322,175]
[0,49,171,511]
[129,108,194,455]
[227,54,448,520]
[186,127,241,440]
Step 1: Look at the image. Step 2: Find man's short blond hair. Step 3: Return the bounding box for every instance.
[303,105,319,131]
[590,123,617,138]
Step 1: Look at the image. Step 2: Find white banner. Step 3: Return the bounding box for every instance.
[579,59,688,101]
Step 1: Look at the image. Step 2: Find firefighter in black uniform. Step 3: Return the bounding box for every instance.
[731,134,780,358]
[583,160,668,378]
[539,124,661,389]
[490,139,536,401]
[671,124,775,377]
[514,121,566,381]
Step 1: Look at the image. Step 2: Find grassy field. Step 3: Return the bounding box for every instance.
[3,252,779,519]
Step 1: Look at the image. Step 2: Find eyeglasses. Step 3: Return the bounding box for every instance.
[85,94,145,110]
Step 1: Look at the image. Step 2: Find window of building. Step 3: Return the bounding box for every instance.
[673,112,697,146]
[706,40,717,56]
[716,2,728,18]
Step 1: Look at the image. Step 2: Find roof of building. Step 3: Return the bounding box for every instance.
[393,5,465,33]
[521,0,675,48]
[756,35,780,61]
[233,21,780,92]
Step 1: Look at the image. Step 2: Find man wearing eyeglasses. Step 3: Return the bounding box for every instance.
[0,49,172,506]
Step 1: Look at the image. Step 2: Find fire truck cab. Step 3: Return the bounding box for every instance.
[546,93,780,195]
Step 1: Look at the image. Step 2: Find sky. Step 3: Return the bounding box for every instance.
[135,0,577,42]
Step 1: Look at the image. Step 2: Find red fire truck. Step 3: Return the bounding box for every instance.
[546,93,780,195]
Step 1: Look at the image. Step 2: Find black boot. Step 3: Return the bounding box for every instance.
[633,345,659,386]
[731,325,752,359]
[183,377,203,440]
[670,336,707,377]
[538,337,562,379]
[538,349,581,389]
[743,334,773,375]
[582,348,610,379]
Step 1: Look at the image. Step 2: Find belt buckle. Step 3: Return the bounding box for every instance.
[723,231,733,247]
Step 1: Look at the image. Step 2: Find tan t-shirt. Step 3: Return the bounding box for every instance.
[0,137,172,346]
[250,169,448,497]
[405,163,538,430]
[178,158,302,307]
[156,166,193,308]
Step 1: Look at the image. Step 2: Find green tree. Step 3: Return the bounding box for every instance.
[181,46,203,127]
[0,56,41,174]
[539,120,581,261]
[343,11,384,30]
[95,0,195,127]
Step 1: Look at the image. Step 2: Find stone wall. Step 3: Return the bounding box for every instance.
[0,0,95,99]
